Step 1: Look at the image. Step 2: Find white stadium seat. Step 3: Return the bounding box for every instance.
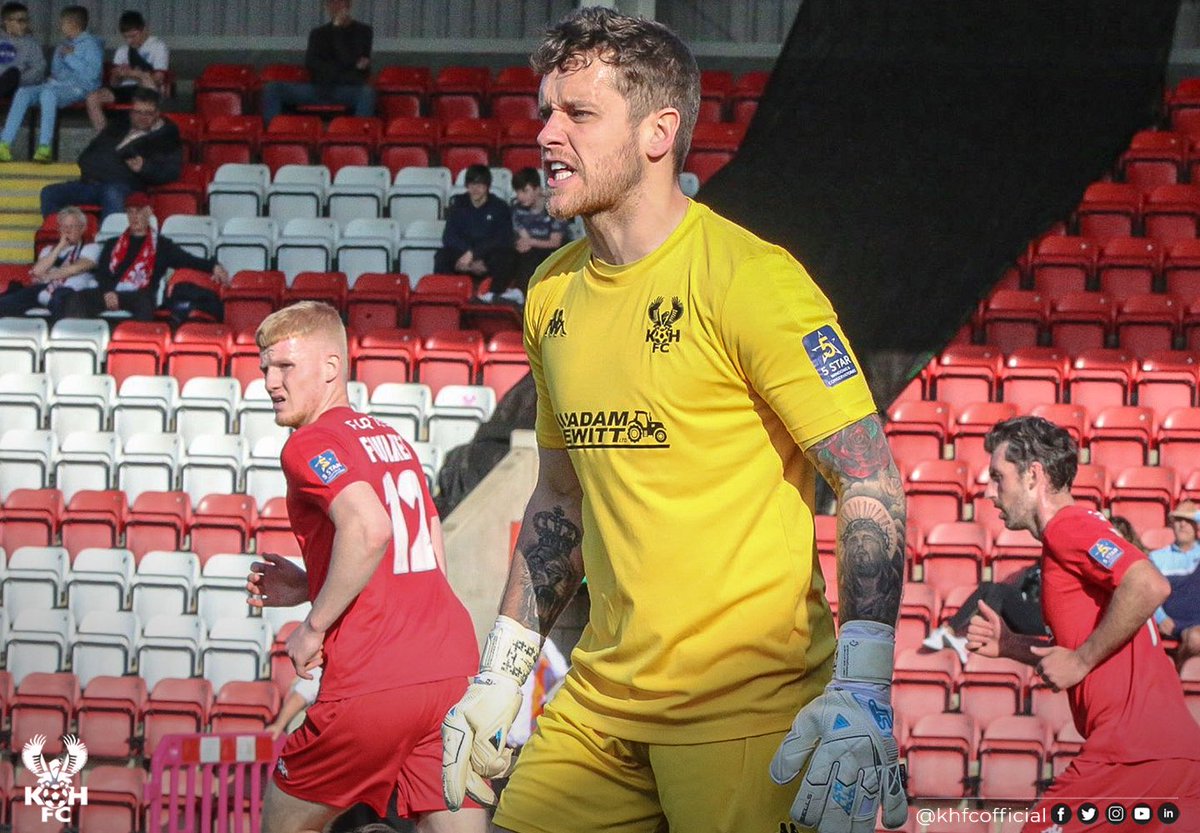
[138,614,206,689]
[276,217,339,279]
[0,429,57,498]
[55,431,120,502]
[44,319,109,385]
[7,608,73,684]
[398,219,446,286]
[132,550,199,622]
[72,610,140,685]
[0,372,49,435]
[207,163,271,225]
[50,373,116,441]
[117,432,183,504]
[267,164,330,224]
[0,317,47,375]
[328,165,390,227]
[387,166,451,232]
[66,547,135,626]
[162,215,220,259]
[216,216,279,275]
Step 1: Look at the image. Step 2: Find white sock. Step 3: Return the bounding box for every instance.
[945,631,969,665]
[922,626,948,651]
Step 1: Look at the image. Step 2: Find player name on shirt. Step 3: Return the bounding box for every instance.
[343,415,416,464]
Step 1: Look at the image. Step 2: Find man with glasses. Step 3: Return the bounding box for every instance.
[39,86,182,219]
[0,3,45,98]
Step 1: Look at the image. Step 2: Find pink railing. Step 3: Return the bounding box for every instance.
[145,734,284,833]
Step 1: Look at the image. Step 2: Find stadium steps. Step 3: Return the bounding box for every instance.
[0,162,79,262]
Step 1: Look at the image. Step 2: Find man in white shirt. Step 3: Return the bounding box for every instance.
[85,10,168,131]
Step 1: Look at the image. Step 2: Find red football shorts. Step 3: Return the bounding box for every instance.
[273,675,480,817]
[1022,757,1200,832]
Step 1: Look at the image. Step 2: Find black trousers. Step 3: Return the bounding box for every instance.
[62,288,156,321]
[433,245,517,290]
[947,581,1044,636]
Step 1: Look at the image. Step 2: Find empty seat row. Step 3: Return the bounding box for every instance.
[1010,233,1200,300]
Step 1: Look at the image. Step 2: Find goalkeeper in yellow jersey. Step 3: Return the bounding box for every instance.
[441,7,909,833]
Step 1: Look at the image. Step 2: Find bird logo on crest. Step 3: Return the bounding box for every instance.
[22,734,88,817]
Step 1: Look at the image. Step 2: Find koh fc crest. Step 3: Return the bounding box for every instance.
[23,734,88,823]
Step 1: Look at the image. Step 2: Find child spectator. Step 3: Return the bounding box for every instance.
[433,164,516,292]
[85,10,169,132]
[0,3,46,98]
[487,166,570,305]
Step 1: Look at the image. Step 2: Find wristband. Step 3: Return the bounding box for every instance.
[479,615,543,685]
[833,620,895,686]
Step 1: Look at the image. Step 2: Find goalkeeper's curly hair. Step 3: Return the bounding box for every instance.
[984,415,1079,492]
[531,6,700,175]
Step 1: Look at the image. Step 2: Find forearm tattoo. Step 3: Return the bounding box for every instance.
[808,414,905,626]
[504,505,584,637]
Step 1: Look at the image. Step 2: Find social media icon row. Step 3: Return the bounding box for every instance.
[1049,801,1179,825]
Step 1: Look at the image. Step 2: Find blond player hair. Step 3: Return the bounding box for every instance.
[255,301,349,361]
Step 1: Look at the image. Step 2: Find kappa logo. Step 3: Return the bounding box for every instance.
[23,734,88,824]
[545,308,567,338]
[646,296,684,352]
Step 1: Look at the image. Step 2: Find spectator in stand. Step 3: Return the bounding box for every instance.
[0,3,46,98]
[434,164,515,291]
[85,10,169,132]
[261,0,375,123]
[1110,515,1145,551]
[1149,501,1200,667]
[923,564,1045,665]
[61,191,228,320]
[40,87,181,219]
[0,206,98,319]
[0,5,102,163]
[483,167,569,305]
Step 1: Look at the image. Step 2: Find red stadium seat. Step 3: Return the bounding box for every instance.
[980,289,1047,354]
[201,114,262,167]
[1088,405,1156,472]
[164,112,203,163]
[904,712,978,799]
[1135,350,1199,414]
[1121,130,1187,191]
[952,402,1018,472]
[1170,82,1200,137]
[918,521,990,599]
[107,321,172,385]
[1071,463,1110,510]
[730,71,768,124]
[498,118,544,172]
[1075,182,1142,243]
[977,715,1050,800]
[1030,236,1097,299]
[1097,237,1162,302]
[439,118,500,179]
[459,303,522,343]
[78,766,145,833]
[1109,466,1176,537]
[223,270,286,334]
[150,190,199,221]
[60,490,127,557]
[431,66,490,121]
[124,491,192,561]
[211,680,282,734]
[684,122,747,184]
[0,488,63,553]
[1028,683,1074,737]
[958,655,1032,731]
[1185,297,1200,351]
[150,162,211,219]
[410,273,472,338]
[254,497,300,558]
[1048,290,1113,353]
[166,322,233,386]
[696,70,734,123]
[375,66,430,121]
[416,330,484,397]
[490,66,540,121]
[480,331,530,402]
[930,344,1003,407]
[190,494,258,564]
[1165,238,1200,302]
[380,117,439,174]
[194,64,254,120]
[10,766,66,832]
[261,114,321,173]
[319,116,383,175]
[351,328,420,391]
[283,271,349,311]
[1143,183,1200,245]
[906,459,971,530]
[142,678,213,758]
[346,272,410,334]
[897,581,938,653]
[991,527,1042,581]
[1158,407,1200,476]
[77,675,147,759]
[1066,348,1136,414]
[999,346,1069,410]
[1115,293,1182,356]
[9,673,80,757]
[1028,402,1089,446]
[884,400,952,472]
[892,649,960,719]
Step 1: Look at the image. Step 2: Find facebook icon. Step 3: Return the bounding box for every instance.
[1051,804,1073,824]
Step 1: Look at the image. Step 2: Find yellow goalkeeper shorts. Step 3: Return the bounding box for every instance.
[492,698,809,833]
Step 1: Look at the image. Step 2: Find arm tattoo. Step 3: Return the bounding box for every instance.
[807,414,905,627]
[505,505,584,637]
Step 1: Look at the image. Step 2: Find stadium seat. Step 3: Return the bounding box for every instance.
[999,346,1069,411]
[197,552,258,630]
[480,330,530,402]
[1158,407,1200,475]
[125,493,192,561]
[283,270,349,310]
[685,121,747,184]
[138,616,205,691]
[167,323,233,387]
[162,214,220,260]
[245,437,288,508]
[336,219,401,283]
[43,319,109,385]
[6,610,72,684]
[951,402,1018,472]
[0,489,62,553]
[0,317,47,376]
[117,433,184,505]
[1070,463,1110,510]
[498,118,543,171]
[203,618,272,691]
[190,495,257,564]
[884,400,951,472]
[223,269,286,334]
[439,118,499,179]
[416,330,484,398]
[1028,682,1074,736]
[904,712,977,799]
[409,273,471,337]
[328,165,391,227]
[254,497,301,558]
[428,384,497,455]
[1048,290,1113,353]
[431,65,489,121]
[142,677,214,757]
[1165,238,1200,301]
[380,117,440,174]
[0,371,49,436]
[1135,350,1199,414]
[697,69,734,122]
[78,765,145,833]
[729,71,768,123]
[236,380,290,448]
[917,521,990,599]
[346,272,409,333]
[980,290,1047,355]
[1097,237,1161,303]
[352,328,420,391]
[151,161,209,219]
[217,217,280,275]
[131,550,199,622]
[375,66,429,121]
[897,581,937,653]
[260,114,321,173]
[182,435,248,507]
[906,460,971,529]
[266,164,329,224]
[1066,348,1136,413]
[1141,524,1176,551]
[106,321,172,386]
[8,672,79,756]
[113,375,179,443]
[277,217,339,278]
[206,163,271,226]
[1115,293,1182,355]
[977,715,1050,800]
[368,382,432,441]
[1030,235,1097,298]
[77,675,146,759]
[211,680,282,734]
[930,344,1002,407]
[490,66,540,120]
[61,492,127,558]
[958,655,1032,731]
[892,648,959,719]
[1075,182,1141,243]
[49,374,115,445]
[1050,721,1086,777]
[1121,130,1187,191]
[1143,183,1200,245]
[1088,405,1156,471]
[1169,81,1200,137]
[71,610,138,685]
[0,429,56,500]
[201,114,262,167]
[991,527,1042,581]
[194,63,253,120]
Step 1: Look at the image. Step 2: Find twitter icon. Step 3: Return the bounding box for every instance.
[1078,803,1098,823]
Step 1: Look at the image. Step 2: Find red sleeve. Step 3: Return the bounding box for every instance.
[281,428,362,512]
[1049,508,1148,593]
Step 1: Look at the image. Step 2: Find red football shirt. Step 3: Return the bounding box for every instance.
[281,406,478,701]
[1040,504,1200,764]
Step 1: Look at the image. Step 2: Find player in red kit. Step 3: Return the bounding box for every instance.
[245,301,486,833]
[967,416,1200,832]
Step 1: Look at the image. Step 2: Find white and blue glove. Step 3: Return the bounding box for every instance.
[770,621,908,833]
[442,616,542,810]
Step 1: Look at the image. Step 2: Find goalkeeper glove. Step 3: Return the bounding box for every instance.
[442,616,542,809]
[770,621,908,833]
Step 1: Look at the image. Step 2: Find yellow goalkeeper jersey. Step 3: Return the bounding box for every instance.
[524,200,877,744]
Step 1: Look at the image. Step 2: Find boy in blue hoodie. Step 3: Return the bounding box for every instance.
[0,5,101,163]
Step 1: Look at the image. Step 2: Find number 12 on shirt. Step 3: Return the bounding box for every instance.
[382,470,437,574]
